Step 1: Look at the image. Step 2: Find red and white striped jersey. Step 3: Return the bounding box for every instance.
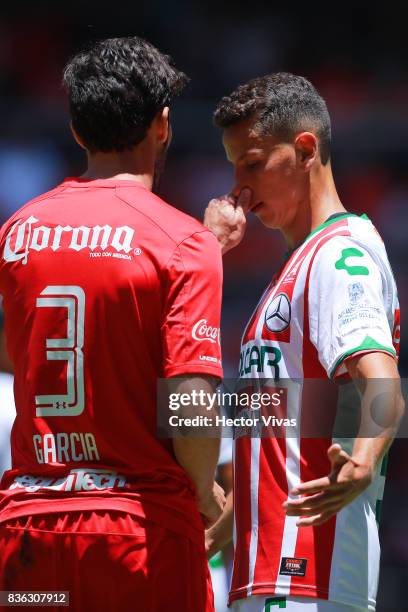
[231,213,399,610]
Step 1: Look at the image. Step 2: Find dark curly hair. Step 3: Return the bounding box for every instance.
[214,72,331,165]
[63,36,188,153]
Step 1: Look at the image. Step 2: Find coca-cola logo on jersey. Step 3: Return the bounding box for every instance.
[192,319,221,345]
[3,215,135,265]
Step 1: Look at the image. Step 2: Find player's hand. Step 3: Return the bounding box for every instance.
[204,490,233,558]
[282,443,373,527]
[205,526,219,559]
[205,527,218,559]
[204,188,251,255]
[198,481,226,528]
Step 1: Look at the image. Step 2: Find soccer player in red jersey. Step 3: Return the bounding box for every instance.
[204,73,404,611]
[0,37,226,611]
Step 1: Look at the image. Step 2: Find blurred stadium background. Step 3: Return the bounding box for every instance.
[0,2,407,609]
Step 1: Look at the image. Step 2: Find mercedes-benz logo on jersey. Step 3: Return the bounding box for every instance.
[265,293,291,332]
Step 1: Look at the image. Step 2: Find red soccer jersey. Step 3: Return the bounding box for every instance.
[0,177,223,546]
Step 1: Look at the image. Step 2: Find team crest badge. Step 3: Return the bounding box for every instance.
[348,282,365,305]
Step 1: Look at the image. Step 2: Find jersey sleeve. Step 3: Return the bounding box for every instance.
[161,229,223,378]
[308,236,396,378]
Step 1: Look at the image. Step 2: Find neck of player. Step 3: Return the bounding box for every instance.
[81,139,156,191]
[282,161,346,249]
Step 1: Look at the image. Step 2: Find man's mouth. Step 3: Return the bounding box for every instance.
[250,201,264,213]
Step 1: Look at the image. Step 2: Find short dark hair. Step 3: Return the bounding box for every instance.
[63,36,188,153]
[214,72,331,164]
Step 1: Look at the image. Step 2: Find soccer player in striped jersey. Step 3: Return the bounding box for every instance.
[204,73,404,611]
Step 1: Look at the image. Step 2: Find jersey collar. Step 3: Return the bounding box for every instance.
[62,177,149,189]
[283,212,369,262]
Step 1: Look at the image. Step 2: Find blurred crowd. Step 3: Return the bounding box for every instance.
[0,3,407,609]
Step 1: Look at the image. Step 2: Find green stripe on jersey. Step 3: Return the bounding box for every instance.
[284,212,368,261]
[307,212,361,241]
[330,336,396,378]
[209,551,224,569]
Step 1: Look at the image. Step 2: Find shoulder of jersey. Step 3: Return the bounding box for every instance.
[0,184,66,233]
[0,182,210,248]
[314,215,386,257]
[345,214,384,244]
[310,215,391,281]
[115,184,210,245]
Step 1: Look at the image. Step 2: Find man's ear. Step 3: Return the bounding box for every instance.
[155,107,170,145]
[294,132,318,171]
[70,122,87,150]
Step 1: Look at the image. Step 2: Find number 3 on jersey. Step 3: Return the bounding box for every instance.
[35,285,85,417]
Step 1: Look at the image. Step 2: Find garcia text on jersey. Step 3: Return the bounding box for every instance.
[33,432,100,464]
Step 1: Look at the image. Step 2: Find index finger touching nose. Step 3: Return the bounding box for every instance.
[236,187,252,213]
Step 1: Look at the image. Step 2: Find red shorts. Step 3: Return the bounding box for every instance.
[0,510,214,612]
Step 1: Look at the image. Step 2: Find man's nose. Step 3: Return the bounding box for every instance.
[230,184,241,201]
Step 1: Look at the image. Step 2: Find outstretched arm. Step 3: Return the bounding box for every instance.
[284,352,404,527]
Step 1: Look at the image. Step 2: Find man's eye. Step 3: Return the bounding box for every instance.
[246,161,260,169]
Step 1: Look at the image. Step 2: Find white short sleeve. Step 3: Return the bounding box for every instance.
[308,236,396,378]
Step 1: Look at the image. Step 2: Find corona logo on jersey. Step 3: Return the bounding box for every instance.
[3,215,136,265]
[192,318,221,345]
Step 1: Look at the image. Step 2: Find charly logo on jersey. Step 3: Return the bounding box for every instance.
[3,215,136,265]
[192,319,221,345]
[335,247,369,276]
[264,293,291,332]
